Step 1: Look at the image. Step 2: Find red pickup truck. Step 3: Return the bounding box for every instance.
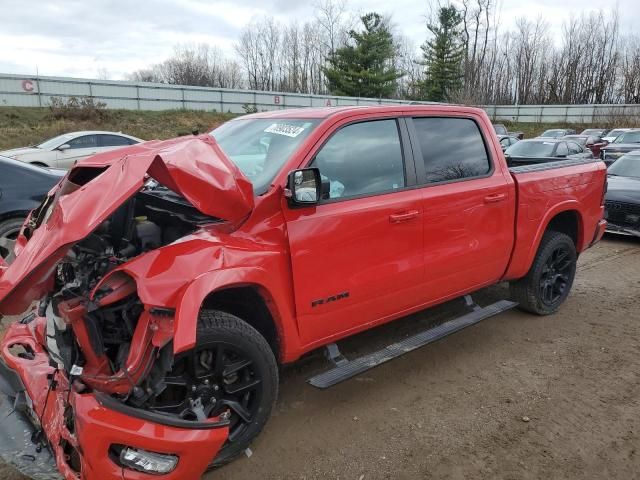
[0,105,606,480]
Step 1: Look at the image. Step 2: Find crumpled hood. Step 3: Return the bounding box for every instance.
[0,146,43,158]
[0,135,254,314]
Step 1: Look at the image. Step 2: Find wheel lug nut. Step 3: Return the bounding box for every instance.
[204,379,210,385]
[213,385,219,391]
[191,385,197,392]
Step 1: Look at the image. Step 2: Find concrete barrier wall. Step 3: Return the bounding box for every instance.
[0,73,430,114]
[2,73,639,122]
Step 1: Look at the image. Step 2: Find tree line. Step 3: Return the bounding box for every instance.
[128,0,640,105]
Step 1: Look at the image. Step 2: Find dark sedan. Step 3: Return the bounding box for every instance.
[505,138,593,164]
[604,151,640,237]
[538,128,576,139]
[0,156,65,258]
[562,134,607,158]
[600,129,640,166]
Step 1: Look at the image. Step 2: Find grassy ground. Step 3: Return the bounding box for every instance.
[0,106,623,150]
[0,107,236,150]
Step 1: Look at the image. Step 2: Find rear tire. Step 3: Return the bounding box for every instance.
[510,231,577,315]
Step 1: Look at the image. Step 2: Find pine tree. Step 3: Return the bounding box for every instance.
[324,13,403,98]
[418,6,465,102]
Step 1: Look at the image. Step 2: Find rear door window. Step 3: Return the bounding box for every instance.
[98,134,136,147]
[67,135,97,149]
[567,142,582,155]
[412,117,491,184]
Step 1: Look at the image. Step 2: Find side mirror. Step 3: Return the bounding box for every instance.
[286,168,321,206]
[57,144,70,151]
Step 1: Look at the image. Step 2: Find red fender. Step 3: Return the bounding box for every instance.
[173,267,301,361]
[504,200,584,280]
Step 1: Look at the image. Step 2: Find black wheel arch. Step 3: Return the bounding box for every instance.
[545,210,581,248]
[202,285,280,361]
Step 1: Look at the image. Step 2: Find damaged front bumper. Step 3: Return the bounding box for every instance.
[0,317,229,480]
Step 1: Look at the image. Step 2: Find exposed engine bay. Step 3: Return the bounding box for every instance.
[31,180,217,409]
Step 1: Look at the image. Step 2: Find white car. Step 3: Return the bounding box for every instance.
[0,131,143,169]
[602,128,633,144]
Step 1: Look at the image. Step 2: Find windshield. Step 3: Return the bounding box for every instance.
[37,133,75,149]
[613,131,640,144]
[608,154,640,178]
[210,118,319,195]
[506,140,556,157]
[541,129,565,138]
[607,129,625,138]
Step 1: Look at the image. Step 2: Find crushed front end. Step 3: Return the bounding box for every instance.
[0,317,229,479]
[0,137,254,479]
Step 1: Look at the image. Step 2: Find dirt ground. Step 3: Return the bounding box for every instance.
[2,235,639,480]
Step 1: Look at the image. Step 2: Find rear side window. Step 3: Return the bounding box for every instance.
[412,117,491,183]
[67,135,97,149]
[98,134,136,147]
[556,142,569,157]
[311,119,405,200]
[567,142,582,155]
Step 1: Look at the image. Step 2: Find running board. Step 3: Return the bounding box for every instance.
[307,299,518,389]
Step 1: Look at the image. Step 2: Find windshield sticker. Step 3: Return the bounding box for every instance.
[264,123,305,138]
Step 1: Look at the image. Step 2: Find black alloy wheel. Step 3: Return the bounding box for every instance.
[149,310,278,467]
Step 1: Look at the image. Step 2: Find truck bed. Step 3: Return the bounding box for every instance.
[503,157,607,281]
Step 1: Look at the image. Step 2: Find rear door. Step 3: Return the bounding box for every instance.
[283,117,425,345]
[55,134,98,168]
[407,115,515,304]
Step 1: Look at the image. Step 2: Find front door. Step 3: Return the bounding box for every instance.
[283,118,424,346]
[55,134,98,168]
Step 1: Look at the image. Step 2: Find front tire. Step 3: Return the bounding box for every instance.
[0,217,25,259]
[150,310,278,468]
[510,231,577,315]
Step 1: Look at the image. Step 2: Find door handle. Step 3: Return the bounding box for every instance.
[389,210,420,223]
[484,193,507,204]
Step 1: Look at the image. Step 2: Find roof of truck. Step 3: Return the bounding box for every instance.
[243,103,474,120]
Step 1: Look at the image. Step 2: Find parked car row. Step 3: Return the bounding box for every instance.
[496,125,639,238]
[533,127,640,166]
[600,130,640,166]
[0,131,143,259]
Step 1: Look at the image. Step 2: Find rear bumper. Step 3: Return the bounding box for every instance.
[0,319,229,480]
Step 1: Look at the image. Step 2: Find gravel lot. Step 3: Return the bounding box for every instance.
[2,235,639,479]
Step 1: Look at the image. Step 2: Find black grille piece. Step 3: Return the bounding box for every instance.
[605,201,640,228]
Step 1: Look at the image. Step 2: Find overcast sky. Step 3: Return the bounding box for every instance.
[0,0,634,80]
